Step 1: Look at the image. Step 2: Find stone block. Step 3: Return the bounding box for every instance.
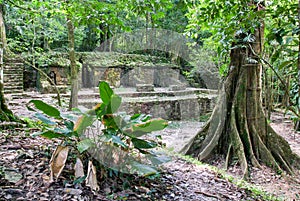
[136,84,154,92]
[168,85,186,91]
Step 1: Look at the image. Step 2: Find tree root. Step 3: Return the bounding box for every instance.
[182,45,300,177]
[230,108,249,179]
[225,144,232,170]
[182,88,299,178]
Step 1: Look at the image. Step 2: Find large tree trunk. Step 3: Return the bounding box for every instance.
[181,6,300,179]
[0,82,14,121]
[0,3,14,122]
[295,0,300,131]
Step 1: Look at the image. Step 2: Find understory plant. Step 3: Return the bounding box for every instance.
[27,81,169,190]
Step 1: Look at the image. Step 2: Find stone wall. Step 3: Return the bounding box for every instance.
[117,94,216,121]
[21,52,218,92]
[48,66,69,86]
[89,66,183,88]
[78,88,217,121]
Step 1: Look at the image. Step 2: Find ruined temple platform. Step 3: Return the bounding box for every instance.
[78,87,218,121]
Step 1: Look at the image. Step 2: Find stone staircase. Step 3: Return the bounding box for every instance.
[3,59,24,94]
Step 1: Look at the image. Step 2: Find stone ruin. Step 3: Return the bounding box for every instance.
[5,52,218,121]
[77,52,218,121]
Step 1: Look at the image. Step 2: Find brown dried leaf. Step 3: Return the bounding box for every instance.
[74,158,84,179]
[49,145,69,182]
[85,160,99,191]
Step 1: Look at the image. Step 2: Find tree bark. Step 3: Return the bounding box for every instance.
[181,2,300,178]
[295,0,300,130]
[67,17,78,110]
[0,3,14,122]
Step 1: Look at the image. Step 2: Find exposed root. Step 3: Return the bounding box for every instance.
[225,144,232,170]
[234,70,261,169]
[230,108,249,179]
[180,121,210,155]
[198,90,227,161]
[183,84,299,177]
[251,124,282,173]
[182,41,300,177]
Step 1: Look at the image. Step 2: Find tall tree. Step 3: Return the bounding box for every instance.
[64,1,78,110]
[182,0,300,178]
[0,2,14,122]
[297,0,300,130]
[262,1,300,129]
[67,16,78,109]
[60,0,124,109]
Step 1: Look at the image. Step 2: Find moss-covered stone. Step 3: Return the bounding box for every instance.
[79,52,179,68]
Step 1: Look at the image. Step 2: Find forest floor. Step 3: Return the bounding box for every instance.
[0,94,299,200]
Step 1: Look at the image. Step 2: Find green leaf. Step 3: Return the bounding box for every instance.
[77,139,95,153]
[146,154,171,165]
[278,60,293,70]
[131,138,157,149]
[61,113,78,121]
[130,114,151,123]
[102,115,118,129]
[64,120,74,131]
[53,127,73,135]
[132,119,168,133]
[73,175,87,184]
[35,113,56,125]
[32,130,63,139]
[74,114,95,135]
[130,114,141,120]
[107,94,122,114]
[111,135,128,148]
[131,162,158,176]
[29,100,60,118]
[99,81,113,105]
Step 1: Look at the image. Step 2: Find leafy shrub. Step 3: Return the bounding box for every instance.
[28,81,169,179]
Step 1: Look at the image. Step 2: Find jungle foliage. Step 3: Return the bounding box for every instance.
[1,0,300,177]
[28,81,169,187]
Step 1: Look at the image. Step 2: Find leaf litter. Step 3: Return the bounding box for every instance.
[1,97,299,200]
[0,129,267,200]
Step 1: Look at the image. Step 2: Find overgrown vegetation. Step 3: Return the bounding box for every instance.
[1,0,300,199]
[28,81,169,189]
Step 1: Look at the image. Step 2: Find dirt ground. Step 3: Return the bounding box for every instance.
[159,112,300,200]
[258,112,300,200]
[0,94,300,200]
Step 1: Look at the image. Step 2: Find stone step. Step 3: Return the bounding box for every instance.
[4,85,23,89]
[3,72,23,77]
[3,85,24,93]
[3,65,23,70]
[3,75,23,82]
[4,82,23,86]
[4,65,23,68]
[3,73,23,77]
[4,84,23,89]
[4,90,23,94]
[2,60,24,94]
[4,87,23,94]
[3,70,23,75]
[77,95,215,121]
[77,88,218,99]
[3,64,23,67]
